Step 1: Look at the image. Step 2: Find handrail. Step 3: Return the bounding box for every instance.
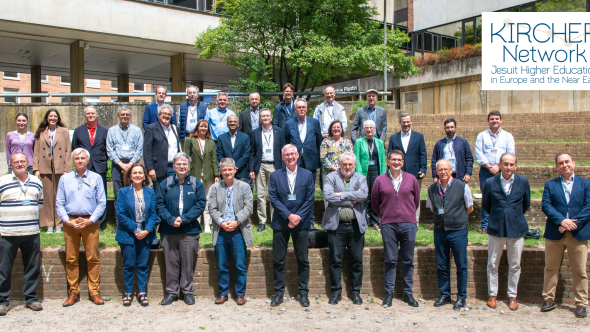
[0,93,50,97]
[3,91,391,98]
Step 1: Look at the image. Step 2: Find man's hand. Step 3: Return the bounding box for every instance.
[223,221,239,232]
[287,214,301,228]
[433,177,438,183]
[74,218,92,229]
[322,133,329,138]
[463,175,471,183]
[34,171,40,178]
[135,230,149,240]
[65,218,81,228]
[418,172,425,179]
[249,172,256,180]
[148,170,157,181]
[173,217,182,228]
[330,166,339,172]
[489,165,500,175]
[560,219,578,232]
[214,176,220,183]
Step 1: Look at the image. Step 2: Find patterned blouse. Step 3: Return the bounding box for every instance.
[320,137,354,174]
[133,188,146,234]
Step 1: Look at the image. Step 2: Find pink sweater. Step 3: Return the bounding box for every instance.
[371,171,420,224]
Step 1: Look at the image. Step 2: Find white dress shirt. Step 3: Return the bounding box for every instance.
[287,166,297,194]
[297,117,307,143]
[500,174,515,196]
[262,126,274,161]
[161,123,178,163]
[474,128,516,166]
[401,129,412,153]
[185,103,199,134]
[388,170,403,193]
[230,131,237,149]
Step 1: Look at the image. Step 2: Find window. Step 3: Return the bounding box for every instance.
[86,97,100,103]
[134,83,145,92]
[3,88,19,103]
[61,76,71,85]
[3,72,19,80]
[41,75,49,83]
[404,91,418,104]
[111,97,118,102]
[86,79,101,89]
[61,97,71,103]
[111,80,118,90]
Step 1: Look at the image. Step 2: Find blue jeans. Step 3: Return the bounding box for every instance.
[214,229,247,296]
[381,222,417,294]
[434,229,468,299]
[479,168,494,229]
[119,239,151,293]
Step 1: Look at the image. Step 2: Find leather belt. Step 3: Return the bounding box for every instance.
[69,214,91,219]
[261,161,274,164]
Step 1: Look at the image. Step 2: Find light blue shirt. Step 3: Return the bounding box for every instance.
[106,123,143,164]
[205,107,236,141]
[250,108,260,130]
[217,185,234,225]
[474,128,515,166]
[56,170,106,223]
[443,136,456,172]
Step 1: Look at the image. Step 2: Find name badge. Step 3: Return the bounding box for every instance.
[22,200,32,206]
[190,119,196,123]
[265,149,272,154]
[122,144,130,151]
[225,212,234,219]
[449,158,456,167]
[169,144,172,149]
[369,160,376,166]
[490,149,498,154]
[438,208,444,214]
[288,194,296,201]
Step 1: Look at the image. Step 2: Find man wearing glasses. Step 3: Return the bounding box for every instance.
[351,89,388,144]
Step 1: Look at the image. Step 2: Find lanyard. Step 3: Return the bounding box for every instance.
[18,132,27,151]
[198,138,205,154]
[488,130,499,148]
[16,176,31,199]
[368,139,375,157]
[120,125,130,145]
[75,172,87,190]
[325,104,334,119]
[226,186,233,216]
[286,102,293,117]
[189,104,197,118]
[88,128,96,141]
[263,130,272,148]
[288,172,296,194]
[438,178,454,208]
[217,108,229,126]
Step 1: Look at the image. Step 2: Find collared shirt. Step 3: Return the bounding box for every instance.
[561,174,575,205]
[205,107,236,141]
[287,166,297,194]
[186,102,200,134]
[297,117,307,142]
[87,123,97,146]
[47,127,56,153]
[161,122,178,163]
[388,170,403,193]
[401,129,412,153]
[425,177,474,210]
[250,108,260,130]
[56,170,106,223]
[106,123,143,164]
[443,135,456,172]
[217,184,235,226]
[475,128,516,166]
[229,131,237,149]
[178,183,184,216]
[0,172,43,236]
[262,126,274,161]
[366,106,378,137]
[500,174,515,196]
[315,102,348,134]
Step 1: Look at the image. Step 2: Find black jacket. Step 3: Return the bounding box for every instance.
[143,122,181,178]
[238,109,261,136]
[482,174,531,239]
[248,126,285,174]
[71,124,109,174]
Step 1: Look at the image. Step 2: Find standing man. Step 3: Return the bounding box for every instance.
[426,159,474,310]
[387,113,427,223]
[541,152,590,318]
[475,110,515,233]
[216,115,252,188]
[205,92,235,142]
[371,150,420,308]
[248,108,285,232]
[268,144,315,307]
[157,152,206,306]
[238,92,261,136]
[431,119,473,183]
[322,152,368,305]
[273,83,295,131]
[208,158,254,305]
[178,85,208,142]
[0,153,44,315]
[482,153,530,311]
[351,89,388,144]
[56,148,107,307]
[71,106,109,230]
[142,85,177,129]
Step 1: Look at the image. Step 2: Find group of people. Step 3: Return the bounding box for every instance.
[0,85,588,319]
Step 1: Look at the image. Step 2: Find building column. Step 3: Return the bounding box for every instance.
[70,41,85,103]
[117,74,130,102]
[171,53,186,102]
[30,65,42,103]
[193,80,204,100]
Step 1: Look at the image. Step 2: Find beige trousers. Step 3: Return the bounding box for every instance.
[255,163,275,225]
[200,178,215,227]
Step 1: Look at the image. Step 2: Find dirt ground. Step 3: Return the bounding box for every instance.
[1,295,588,331]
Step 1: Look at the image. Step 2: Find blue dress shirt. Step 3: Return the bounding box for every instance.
[205,107,236,141]
[474,128,515,166]
[56,169,107,222]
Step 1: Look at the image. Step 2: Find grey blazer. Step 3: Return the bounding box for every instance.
[322,170,369,233]
[351,105,388,144]
[207,179,254,246]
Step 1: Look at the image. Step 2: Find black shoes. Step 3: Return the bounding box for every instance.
[575,305,587,318]
[160,294,178,306]
[404,294,419,307]
[351,292,363,305]
[299,294,310,307]
[184,294,195,305]
[541,299,557,312]
[434,295,452,307]
[453,298,466,311]
[257,224,266,232]
[383,292,394,307]
[328,293,341,305]
[270,293,283,307]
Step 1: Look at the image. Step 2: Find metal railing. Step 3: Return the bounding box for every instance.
[2,91,391,99]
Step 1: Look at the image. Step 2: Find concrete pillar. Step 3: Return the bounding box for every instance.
[70,41,85,103]
[117,74,130,102]
[30,65,42,103]
[193,80,204,100]
[170,53,186,102]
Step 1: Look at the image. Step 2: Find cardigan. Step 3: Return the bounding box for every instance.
[354,137,387,177]
[371,171,420,224]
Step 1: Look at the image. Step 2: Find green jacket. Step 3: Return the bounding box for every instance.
[185,137,219,181]
[354,136,386,176]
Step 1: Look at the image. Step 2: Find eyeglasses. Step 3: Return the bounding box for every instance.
[388,158,403,162]
[11,160,27,165]
[283,152,298,157]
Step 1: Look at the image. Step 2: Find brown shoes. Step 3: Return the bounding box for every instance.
[63,292,80,307]
[575,305,587,318]
[25,301,43,311]
[486,296,497,309]
[508,297,518,311]
[541,299,557,312]
[215,295,228,305]
[236,296,247,305]
[90,295,105,305]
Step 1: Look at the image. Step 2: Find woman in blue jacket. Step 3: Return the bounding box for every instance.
[116,163,157,307]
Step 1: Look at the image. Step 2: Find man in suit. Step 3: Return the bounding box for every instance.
[248,108,285,232]
[142,85,177,130]
[351,89,388,144]
[482,153,530,311]
[431,118,473,184]
[71,106,109,230]
[387,113,427,224]
[216,115,252,188]
[268,144,315,308]
[273,83,295,131]
[541,152,590,319]
[322,152,368,305]
[178,85,207,142]
[238,92,261,136]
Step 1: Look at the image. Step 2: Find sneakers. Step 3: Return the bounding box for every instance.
[55,227,63,233]
[204,225,211,233]
[46,227,54,233]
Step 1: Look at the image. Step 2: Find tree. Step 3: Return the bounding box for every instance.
[195,0,417,99]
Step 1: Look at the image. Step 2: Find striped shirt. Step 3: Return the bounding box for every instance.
[0,173,43,236]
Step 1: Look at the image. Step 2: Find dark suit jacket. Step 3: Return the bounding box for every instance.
[482,174,531,239]
[71,124,109,174]
[248,126,285,174]
[284,116,322,171]
[272,101,295,130]
[143,122,181,178]
[542,175,590,241]
[178,100,207,141]
[216,131,251,178]
[268,167,315,230]
[350,105,388,144]
[387,130,427,178]
[142,102,178,130]
[238,109,261,136]
[431,136,473,180]
[115,186,157,245]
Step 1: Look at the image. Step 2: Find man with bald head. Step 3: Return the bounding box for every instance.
[217,115,252,188]
[426,159,473,310]
[238,92,262,136]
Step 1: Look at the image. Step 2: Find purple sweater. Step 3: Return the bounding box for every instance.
[5,131,36,167]
[371,171,420,224]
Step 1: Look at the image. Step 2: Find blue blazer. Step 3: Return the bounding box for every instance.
[115,186,157,245]
[142,102,178,130]
[71,124,109,174]
[272,101,295,130]
[268,167,315,230]
[482,174,531,239]
[431,136,473,180]
[248,126,285,174]
[284,116,322,171]
[178,100,207,141]
[387,130,427,178]
[215,131,251,178]
[542,176,590,241]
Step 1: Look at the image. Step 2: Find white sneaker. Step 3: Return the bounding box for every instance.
[55,227,63,233]
[46,227,54,234]
[204,225,211,233]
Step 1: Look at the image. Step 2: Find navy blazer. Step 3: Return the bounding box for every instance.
[142,102,178,130]
[272,101,295,130]
[71,124,109,174]
[115,186,157,245]
[248,126,285,174]
[178,100,207,141]
[387,130,427,178]
[284,116,322,171]
[216,131,251,178]
[143,122,181,178]
[431,136,474,180]
[482,174,531,239]
[542,175,590,241]
[156,175,206,235]
[268,167,315,230]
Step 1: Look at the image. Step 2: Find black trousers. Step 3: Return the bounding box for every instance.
[301,163,317,225]
[0,234,41,305]
[273,229,309,295]
[111,162,127,225]
[365,169,380,226]
[327,221,365,295]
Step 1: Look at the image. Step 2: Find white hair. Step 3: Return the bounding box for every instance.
[84,106,96,113]
[72,148,90,160]
[281,144,298,156]
[219,157,236,168]
[158,104,174,115]
[363,119,376,128]
[173,152,191,164]
[339,152,357,164]
[435,159,452,169]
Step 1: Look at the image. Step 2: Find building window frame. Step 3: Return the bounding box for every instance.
[3,88,19,103]
[3,72,20,80]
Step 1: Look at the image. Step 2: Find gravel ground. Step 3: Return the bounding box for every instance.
[1,296,588,331]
